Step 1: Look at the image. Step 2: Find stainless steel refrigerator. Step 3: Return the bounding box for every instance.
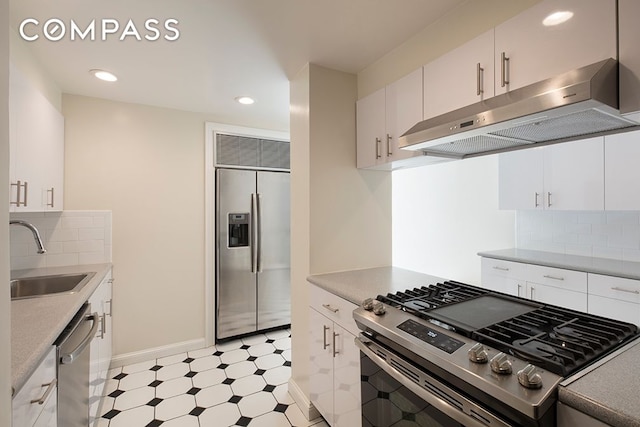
[216,168,290,340]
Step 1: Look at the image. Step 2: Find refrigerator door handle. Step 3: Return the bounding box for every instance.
[256,193,262,273]
[251,193,258,273]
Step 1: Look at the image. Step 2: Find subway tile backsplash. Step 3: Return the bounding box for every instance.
[516,211,640,262]
[10,211,112,270]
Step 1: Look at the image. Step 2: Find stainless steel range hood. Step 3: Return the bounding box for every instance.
[399,58,640,159]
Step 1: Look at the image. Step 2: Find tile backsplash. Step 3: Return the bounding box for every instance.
[10,211,112,270]
[516,211,640,262]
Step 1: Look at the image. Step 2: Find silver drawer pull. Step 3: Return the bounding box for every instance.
[543,275,564,281]
[611,287,640,295]
[322,304,339,313]
[31,379,57,405]
[493,266,509,271]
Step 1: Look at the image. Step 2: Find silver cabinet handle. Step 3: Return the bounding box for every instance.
[530,286,535,300]
[10,180,28,207]
[332,332,339,357]
[517,284,522,297]
[611,287,640,295]
[476,62,484,95]
[322,304,339,313]
[100,314,106,339]
[386,134,393,156]
[375,137,382,159]
[30,379,57,405]
[322,325,330,350]
[547,192,552,207]
[535,192,540,208]
[106,299,113,316]
[61,313,100,364]
[543,275,564,281]
[492,266,509,271]
[501,52,510,87]
[47,187,55,208]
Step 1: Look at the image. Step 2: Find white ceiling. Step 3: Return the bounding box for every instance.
[9,0,465,131]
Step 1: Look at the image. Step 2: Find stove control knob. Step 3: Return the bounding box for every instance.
[468,343,489,364]
[517,364,543,389]
[490,352,513,375]
[372,301,386,316]
[362,298,374,311]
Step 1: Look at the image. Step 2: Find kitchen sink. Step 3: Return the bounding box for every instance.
[10,272,96,300]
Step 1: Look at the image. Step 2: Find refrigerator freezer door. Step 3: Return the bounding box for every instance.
[217,169,258,339]
[256,171,291,330]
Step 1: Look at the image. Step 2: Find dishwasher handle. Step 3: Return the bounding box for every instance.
[60,313,99,365]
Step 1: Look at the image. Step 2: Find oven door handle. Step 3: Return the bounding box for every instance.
[355,336,512,427]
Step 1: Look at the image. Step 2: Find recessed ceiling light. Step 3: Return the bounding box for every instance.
[90,69,118,82]
[235,96,255,105]
[543,11,574,26]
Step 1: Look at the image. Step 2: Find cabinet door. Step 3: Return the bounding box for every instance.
[544,137,604,210]
[588,295,640,327]
[356,88,385,168]
[494,0,616,95]
[423,29,494,120]
[498,147,544,210]
[385,68,422,162]
[333,326,361,427]
[309,308,334,425]
[605,130,640,210]
[526,282,587,312]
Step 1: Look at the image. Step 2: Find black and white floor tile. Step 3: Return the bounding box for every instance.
[97,329,328,427]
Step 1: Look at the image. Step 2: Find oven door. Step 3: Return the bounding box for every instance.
[356,335,514,427]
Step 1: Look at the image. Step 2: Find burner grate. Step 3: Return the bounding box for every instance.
[376,281,488,316]
[474,305,638,376]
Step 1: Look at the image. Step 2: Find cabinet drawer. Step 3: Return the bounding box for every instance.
[481,258,527,279]
[589,294,640,327]
[13,346,57,427]
[589,274,640,304]
[526,264,587,293]
[309,284,359,336]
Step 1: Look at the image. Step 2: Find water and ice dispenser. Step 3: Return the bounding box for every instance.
[228,213,249,247]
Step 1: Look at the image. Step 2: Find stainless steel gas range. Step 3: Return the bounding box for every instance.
[353,280,638,427]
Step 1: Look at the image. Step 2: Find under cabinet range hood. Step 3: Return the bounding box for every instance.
[399,58,640,159]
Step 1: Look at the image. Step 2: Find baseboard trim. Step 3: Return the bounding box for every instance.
[288,378,321,422]
[110,338,206,368]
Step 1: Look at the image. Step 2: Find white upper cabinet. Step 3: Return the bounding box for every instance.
[356,68,422,169]
[423,29,494,120]
[499,137,604,210]
[494,0,617,95]
[544,137,604,210]
[605,130,640,210]
[9,63,64,212]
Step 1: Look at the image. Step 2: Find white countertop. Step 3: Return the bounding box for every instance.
[307,266,447,305]
[11,263,112,396]
[478,248,640,280]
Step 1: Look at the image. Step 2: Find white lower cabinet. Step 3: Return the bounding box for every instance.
[588,274,640,326]
[481,257,640,322]
[309,284,361,427]
[12,346,57,427]
[88,269,113,426]
[481,258,588,312]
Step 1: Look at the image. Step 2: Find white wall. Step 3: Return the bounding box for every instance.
[392,155,515,285]
[289,64,392,412]
[1,0,12,421]
[62,94,228,357]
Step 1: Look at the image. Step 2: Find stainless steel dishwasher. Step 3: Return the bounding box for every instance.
[55,303,99,427]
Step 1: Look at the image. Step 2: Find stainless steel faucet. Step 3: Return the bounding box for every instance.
[9,220,47,254]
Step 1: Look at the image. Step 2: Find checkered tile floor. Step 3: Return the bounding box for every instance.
[97,329,328,427]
